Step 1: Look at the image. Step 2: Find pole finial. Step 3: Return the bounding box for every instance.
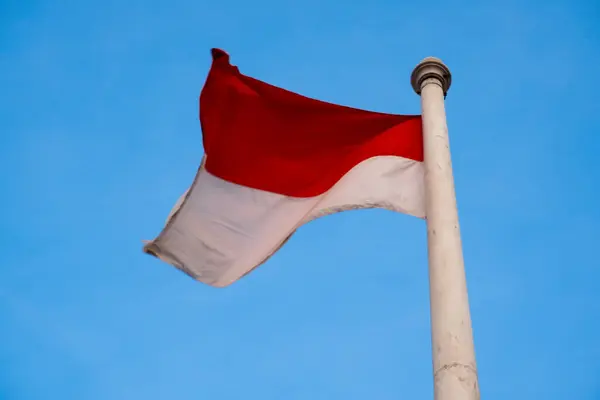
[411,57,452,96]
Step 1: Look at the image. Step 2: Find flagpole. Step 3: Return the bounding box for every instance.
[411,58,480,400]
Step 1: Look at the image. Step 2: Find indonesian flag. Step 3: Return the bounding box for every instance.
[144,49,424,287]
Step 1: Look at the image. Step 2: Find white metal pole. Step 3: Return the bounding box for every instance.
[411,58,480,400]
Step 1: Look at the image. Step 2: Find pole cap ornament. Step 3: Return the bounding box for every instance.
[411,57,452,96]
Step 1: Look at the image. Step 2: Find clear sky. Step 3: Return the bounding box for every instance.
[1,0,599,399]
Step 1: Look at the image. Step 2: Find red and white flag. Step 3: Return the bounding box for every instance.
[144,49,425,287]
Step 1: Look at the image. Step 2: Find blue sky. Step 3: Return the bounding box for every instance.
[1,0,599,399]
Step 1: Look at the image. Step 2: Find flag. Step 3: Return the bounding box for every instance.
[143,48,424,287]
